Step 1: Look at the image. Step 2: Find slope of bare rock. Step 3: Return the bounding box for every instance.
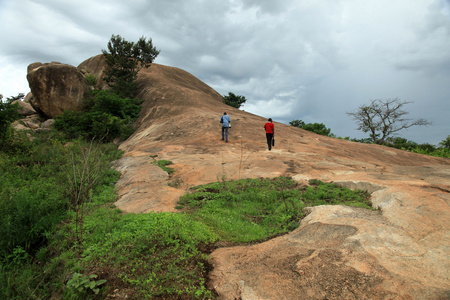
[79,55,450,299]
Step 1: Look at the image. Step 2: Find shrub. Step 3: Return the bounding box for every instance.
[102,34,160,98]
[54,90,141,142]
[0,94,22,151]
[74,211,217,298]
[84,74,97,87]
[178,177,372,243]
[152,160,175,174]
[0,138,122,262]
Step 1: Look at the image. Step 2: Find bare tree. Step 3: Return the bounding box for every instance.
[347,98,432,144]
[63,140,109,247]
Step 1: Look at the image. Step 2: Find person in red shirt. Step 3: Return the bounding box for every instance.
[264,118,275,150]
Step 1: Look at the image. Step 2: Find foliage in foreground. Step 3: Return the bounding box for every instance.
[1,128,375,299]
[0,135,122,257]
[178,177,372,243]
[0,133,123,299]
[72,211,218,299]
[0,93,22,152]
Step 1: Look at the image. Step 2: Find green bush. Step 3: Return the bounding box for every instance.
[152,159,175,174]
[54,90,141,142]
[65,272,107,298]
[84,74,97,87]
[83,90,142,119]
[178,177,372,243]
[0,138,122,262]
[222,92,247,108]
[0,136,122,299]
[0,94,22,152]
[55,209,217,299]
[289,119,335,137]
[439,136,450,149]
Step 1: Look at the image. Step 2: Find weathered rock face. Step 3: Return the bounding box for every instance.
[77,54,109,91]
[78,55,450,299]
[26,62,90,118]
[12,100,36,116]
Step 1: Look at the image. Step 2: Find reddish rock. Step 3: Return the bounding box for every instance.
[92,58,449,299]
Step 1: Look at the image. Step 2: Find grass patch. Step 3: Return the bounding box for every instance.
[178,177,372,243]
[152,159,175,174]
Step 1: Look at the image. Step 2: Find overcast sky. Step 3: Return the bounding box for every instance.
[1,0,449,144]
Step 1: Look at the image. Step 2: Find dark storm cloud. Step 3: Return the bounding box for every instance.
[1,0,449,144]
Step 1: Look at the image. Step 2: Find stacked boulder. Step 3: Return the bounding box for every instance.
[13,60,95,132]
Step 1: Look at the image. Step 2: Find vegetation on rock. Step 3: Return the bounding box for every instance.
[222,92,247,109]
[54,90,142,142]
[178,177,372,243]
[102,34,160,98]
[290,119,335,137]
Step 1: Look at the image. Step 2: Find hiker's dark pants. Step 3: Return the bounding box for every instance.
[266,133,273,150]
[222,127,229,141]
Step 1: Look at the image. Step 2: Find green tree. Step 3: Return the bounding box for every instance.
[439,135,450,149]
[223,92,247,108]
[289,119,304,128]
[102,34,160,98]
[0,94,22,150]
[347,98,432,144]
[289,119,334,137]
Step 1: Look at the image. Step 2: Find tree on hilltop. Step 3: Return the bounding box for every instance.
[102,34,160,98]
[223,92,247,108]
[289,119,334,137]
[347,98,431,144]
[439,136,450,149]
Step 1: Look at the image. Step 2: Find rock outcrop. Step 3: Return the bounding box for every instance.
[77,54,109,91]
[27,62,90,118]
[12,99,36,116]
[72,55,450,298]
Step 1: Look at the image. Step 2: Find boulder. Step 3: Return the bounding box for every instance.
[78,54,110,90]
[20,115,41,129]
[12,122,29,131]
[41,119,54,129]
[24,92,33,103]
[12,100,36,116]
[26,62,90,118]
[27,62,43,73]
